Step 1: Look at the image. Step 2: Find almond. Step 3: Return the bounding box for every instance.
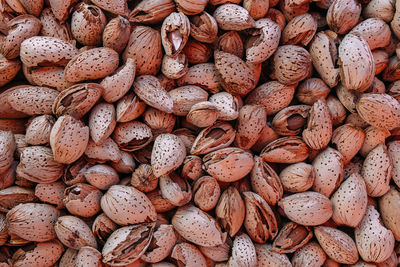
[355,205,395,263]
[151,134,186,177]
[356,93,400,130]
[50,115,89,164]
[172,204,226,247]
[330,173,367,227]
[314,226,358,264]
[64,47,119,83]
[101,185,157,225]
[278,191,333,226]
[7,203,60,242]
[338,33,375,92]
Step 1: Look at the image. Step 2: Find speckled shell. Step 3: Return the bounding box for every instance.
[122,26,163,75]
[172,204,226,247]
[302,99,332,150]
[355,205,395,263]
[7,86,59,116]
[213,4,255,31]
[361,144,392,197]
[70,3,107,46]
[245,81,296,115]
[54,215,98,249]
[151,134,186,177]
[330,173,367,227]
[255,244,292,267]
[1,15,42,59]
[20,36,78,67]
[314,226,358,264]
[379,187,400,241]
[6,203,60,242]
[50,115,89,164]
[88,103,116,145]
[356,93,400,131]
[12,239,64,267]
[278,191,333,226]
[214,51,257,97]
[63,183,102,217]
[228,233,257,267]
[326,0,361,34]
[203,147,254,182]
[101,185,157,225]
[133,75,174,113]
[64,48,119,83]
[338,33,375,92]
[101,58,136,103]
[52,83,103,118]
[272,45,312,85]
[16,146,64,183]
[312,147,344,197]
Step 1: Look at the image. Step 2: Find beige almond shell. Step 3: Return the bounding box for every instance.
[309,31,340,88]
[16,145,64,183]
[122,26,163,76]
[103,16,131,54]
[85,137,121,163]
[39,8,73,42]
[312,147,344,197]
[64,47,119,83]
[214,51,257,97]
[302,98,333,151]
[0,130,15,173]
[0,57,21,87]
[1,15,42,60]
[141,224,177,263]
[151,134,186,177]
[203,147,254,182]
[356,93,400,131]
[379,187,400,241]
[246,81,296,115]
[255,243,292,267]
[133,75,174,114]
[54,215,97,250]
[70,3,107,46]
[6,203,60,242]
[7,85,59,116]
[388,141,400,188]
[278,191,333,226]
[338,33,375,92]
[349,18,391,50]
[330,173,368,227]
[326,0,361,34]
[91,0,128,15]
[172,204,226,247]
[101,185,157,226]
[361,143,392,197]
[272,45,312,85]
[100,58,136,103]
[171,242,207,267]
[291,241,327,267]
[88,103,117,145]
[63,183,102,217]
[213,4,255,31]
[50,115,89,164]
[228,233,257,267]
[12,239,64,267]
[20,36,78,67]
[314,226,358,264]
[75,246,103,267]
[355,205,395,263]
[246,19,281,63]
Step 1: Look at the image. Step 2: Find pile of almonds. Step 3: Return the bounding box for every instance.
[1,0,400,266]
